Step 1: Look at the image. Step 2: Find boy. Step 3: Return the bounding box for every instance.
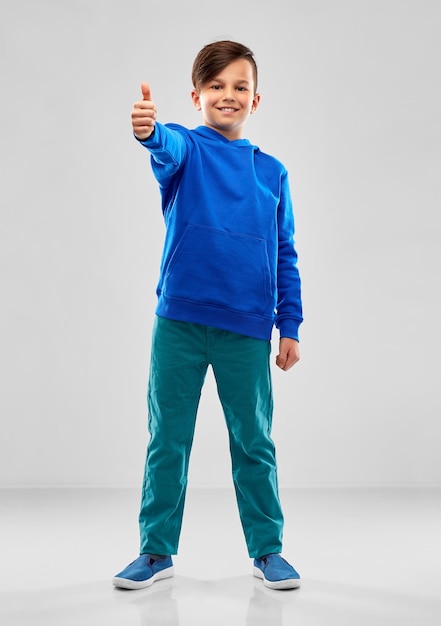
[113,41,303,591]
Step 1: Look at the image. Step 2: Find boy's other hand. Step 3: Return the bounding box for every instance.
[276,338,300,371]
[132,82,156,140]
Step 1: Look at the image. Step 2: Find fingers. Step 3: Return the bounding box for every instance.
[276,353,294,371]
[276,339,300,371]
[276,352,298,371]
[132,82,156,140]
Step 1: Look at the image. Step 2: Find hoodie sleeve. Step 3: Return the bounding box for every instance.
[137,122,187,188]
[275,171,303,340]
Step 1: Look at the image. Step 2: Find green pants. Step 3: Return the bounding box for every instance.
[139,316,284,558]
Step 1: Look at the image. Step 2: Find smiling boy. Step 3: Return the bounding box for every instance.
[113,41,303,591]
[191,57,259,140]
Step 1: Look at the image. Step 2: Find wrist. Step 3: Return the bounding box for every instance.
[134,127,155,142]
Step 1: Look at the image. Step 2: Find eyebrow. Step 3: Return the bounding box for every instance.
[211,77,251,85]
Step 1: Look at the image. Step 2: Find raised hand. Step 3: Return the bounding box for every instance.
[131,82,157,140]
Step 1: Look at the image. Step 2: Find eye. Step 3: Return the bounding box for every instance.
[237,86,248,91]
[211,84,222,90]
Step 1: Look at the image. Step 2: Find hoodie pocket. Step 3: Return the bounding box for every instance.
[164,224,272,316]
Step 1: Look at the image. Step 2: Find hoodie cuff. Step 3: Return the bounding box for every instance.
[277,318,301,341]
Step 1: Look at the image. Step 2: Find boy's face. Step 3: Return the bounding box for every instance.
[191,59,260,141]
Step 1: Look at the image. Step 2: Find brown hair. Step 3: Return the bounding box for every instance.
[192,40,258,93]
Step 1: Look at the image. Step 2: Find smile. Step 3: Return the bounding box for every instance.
[218,107,238,112]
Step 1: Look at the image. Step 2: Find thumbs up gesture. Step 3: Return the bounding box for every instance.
[131,82,157,140]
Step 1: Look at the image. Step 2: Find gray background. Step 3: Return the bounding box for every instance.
[1,0,440,488]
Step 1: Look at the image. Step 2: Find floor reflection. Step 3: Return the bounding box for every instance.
[116,582,179,626]
[2,575,440,626]
[246,585,288,625]
[114,575,441,626]
[115,575,299,626]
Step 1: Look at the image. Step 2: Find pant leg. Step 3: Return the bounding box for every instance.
[210,329,284,558]
[139,316,208,555]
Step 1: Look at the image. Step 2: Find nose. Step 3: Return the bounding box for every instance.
[222,87,235,101]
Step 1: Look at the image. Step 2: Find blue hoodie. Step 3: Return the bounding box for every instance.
[139,122,302,341]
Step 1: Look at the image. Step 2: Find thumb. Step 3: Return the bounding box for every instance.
[141,82,152,101]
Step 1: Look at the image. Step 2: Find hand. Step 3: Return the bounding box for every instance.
[276,337,300,371]
[131,82,157,140]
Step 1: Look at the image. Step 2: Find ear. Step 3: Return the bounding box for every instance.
[251,92,261,114]
[191,89,202,111]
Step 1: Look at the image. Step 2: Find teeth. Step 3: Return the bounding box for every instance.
[220,108,236,112]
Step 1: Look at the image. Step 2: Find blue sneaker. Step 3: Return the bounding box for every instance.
[113,554,174,589]
[253,553,301,590]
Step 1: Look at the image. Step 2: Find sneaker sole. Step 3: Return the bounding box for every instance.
[253,566,301,590]
[112,565,174,590]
